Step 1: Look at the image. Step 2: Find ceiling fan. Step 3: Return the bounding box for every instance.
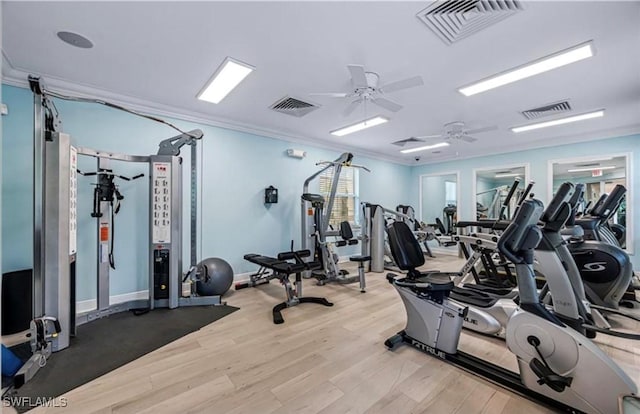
[400,121,498,145]
[310,64,424,117]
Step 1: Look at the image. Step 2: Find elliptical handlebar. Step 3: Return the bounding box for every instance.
[501,177,521,211]
[541,182,573,224]
[516,180,535,206]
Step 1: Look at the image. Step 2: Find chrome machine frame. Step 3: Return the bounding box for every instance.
[360,203,430,273]
[24,77,220,386]
[300,152,369,283]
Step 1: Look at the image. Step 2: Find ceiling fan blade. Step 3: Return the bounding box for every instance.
[309,92,349,98]
[347,65,368,88]
[342,99,362,117]
[379,76,424,93]
[372,97,403,112]
[414,134,443,139]
[460,135,478,143]
[465,125,497,135]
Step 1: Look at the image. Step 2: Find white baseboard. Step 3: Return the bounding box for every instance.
[77,273,255,312]
[76,290,149,314]
[234,271,254,284]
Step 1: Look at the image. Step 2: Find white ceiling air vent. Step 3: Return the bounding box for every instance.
[416,0,523,45]
[270,96,319,117]
[392,137,425,146]
[521,100,572,120]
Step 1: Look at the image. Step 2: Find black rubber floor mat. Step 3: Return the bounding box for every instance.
[3,305,238,412]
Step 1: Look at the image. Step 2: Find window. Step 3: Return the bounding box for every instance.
[319,166,359,228]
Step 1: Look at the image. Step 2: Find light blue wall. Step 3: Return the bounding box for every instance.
[409,135,640,267]
[2,84,411,301]
[420,173,456,224]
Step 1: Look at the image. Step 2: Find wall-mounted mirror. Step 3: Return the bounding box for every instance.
[474,165,529,220]
[549,154,631,251]
[419,172,459,252]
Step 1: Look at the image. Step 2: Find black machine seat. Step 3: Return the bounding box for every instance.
[386,221,458,296]
[393,274,455,293]
[350,255,370,263]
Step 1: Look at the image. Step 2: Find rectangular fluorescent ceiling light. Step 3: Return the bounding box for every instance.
[400,142,449,154]
[459,41,594,96]
[330,116,388,137]
[495,173,521,178]
[511,109,604,133]
[197,57,254,104]
[567,166,616,173]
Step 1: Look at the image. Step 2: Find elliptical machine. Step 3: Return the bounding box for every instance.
[385,198,637,414]
[567,185,636,309]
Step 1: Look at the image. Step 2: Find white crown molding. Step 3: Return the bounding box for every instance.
[1,58,411,166]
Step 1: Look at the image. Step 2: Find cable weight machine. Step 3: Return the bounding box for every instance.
[16,76,227,389]
[300,152,370,285]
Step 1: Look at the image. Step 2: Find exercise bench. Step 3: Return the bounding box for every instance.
[240,249,333,324]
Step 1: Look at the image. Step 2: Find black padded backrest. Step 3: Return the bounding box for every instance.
[386,221,426,270]
[497,199,544,264]
[541,182,573,224]
[339,221,353,240]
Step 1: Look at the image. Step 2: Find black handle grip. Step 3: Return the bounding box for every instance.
[517,181,535,206]
[503,178,521,208]
[52,319,62,333]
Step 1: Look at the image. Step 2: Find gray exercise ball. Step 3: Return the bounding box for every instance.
[196,257,234,296]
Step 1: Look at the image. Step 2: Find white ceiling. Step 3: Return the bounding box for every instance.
[2,1,640,165]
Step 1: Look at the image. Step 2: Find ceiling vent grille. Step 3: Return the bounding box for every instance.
[416,0,523,45]
[521,100,572,120]
[392,137,425,147]
[270,96,319,117]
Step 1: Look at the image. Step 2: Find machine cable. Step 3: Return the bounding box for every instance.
[37,86,198,139]
[77,169,145,269]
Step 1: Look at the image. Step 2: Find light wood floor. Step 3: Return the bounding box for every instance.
[5,253,640,414]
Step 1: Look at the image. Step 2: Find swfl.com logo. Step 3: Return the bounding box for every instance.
[2,396,68,408]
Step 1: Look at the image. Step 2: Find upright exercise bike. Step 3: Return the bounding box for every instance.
[385,198,636,414]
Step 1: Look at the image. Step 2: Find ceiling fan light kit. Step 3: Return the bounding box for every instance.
[458,41,595,96]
